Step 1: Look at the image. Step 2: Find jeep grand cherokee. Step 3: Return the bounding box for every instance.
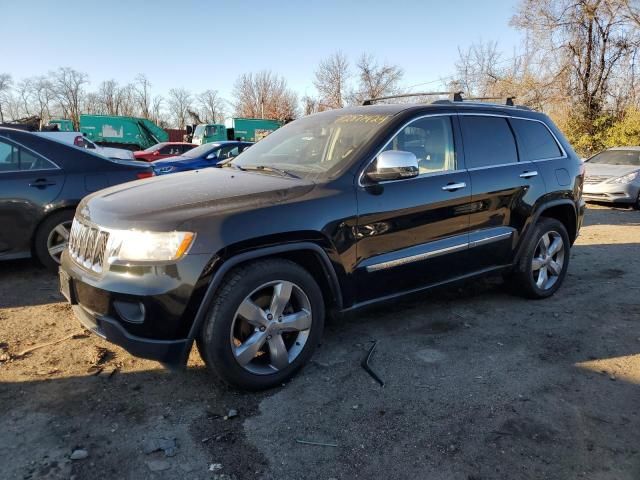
[59,99,585,390]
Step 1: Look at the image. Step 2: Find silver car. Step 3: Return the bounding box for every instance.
[583,147,640,209]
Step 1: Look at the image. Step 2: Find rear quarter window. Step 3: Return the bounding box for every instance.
[510,118,562,161]
[459,116,518,168]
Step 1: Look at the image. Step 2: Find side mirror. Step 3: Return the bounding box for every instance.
[366,150,419,182]
[153,150,160,156]
[206,153,218,161]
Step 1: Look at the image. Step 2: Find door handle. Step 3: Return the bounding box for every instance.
[442,182,466,191]
[519,171,538,179]
[29,179,56,188]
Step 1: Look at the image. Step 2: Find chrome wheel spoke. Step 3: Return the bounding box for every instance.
[531,257,545,271]
[234,331,268,366]
[237,299,268,328]
[548,237,563,256]
[548,259,562,276]
[269,281,293,319]
[54,224,70,240]
[540,233,550,256]
[277,309,312,333]
[536,266,548,288]
[268,334,289,370]
[48,243,66,256]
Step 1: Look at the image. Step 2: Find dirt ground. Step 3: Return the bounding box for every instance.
[1,204,639,480]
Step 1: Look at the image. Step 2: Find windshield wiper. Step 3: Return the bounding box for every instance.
[239,165,299,178]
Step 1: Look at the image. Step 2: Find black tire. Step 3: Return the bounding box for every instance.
[197,259,325,390]
[511,217,570,299]
[33,210,75,272]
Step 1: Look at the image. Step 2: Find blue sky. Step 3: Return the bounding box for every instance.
[1,0,523,101]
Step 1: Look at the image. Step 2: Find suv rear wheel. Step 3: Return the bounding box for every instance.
[512,217,570,299]
[197,259,324,390]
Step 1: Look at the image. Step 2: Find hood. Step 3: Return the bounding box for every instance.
[78,167,315,230]
[584,162,640,178]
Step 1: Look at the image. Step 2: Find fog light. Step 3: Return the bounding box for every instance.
[113,300,146,324]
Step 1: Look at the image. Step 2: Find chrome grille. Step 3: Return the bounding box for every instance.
[584,175,610,185]
[68,219,109,273]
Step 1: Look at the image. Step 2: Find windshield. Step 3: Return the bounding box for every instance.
[143,143,165,153]
[193,125,205,138]
[230,111,391,180]
[588,150,640,166]
[181,143,221,159]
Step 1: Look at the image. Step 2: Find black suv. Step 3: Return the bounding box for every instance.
[59,98,585,389]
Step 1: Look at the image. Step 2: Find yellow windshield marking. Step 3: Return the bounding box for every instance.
[335,114,390,125]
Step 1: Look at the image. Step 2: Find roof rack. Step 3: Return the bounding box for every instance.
[362,91,463,106]
[363,92,528,109]
[462,96,516,106]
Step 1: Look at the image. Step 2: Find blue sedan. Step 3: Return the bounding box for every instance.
[152,141,253,175]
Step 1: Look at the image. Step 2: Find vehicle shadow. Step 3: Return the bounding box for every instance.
[0,258,60,308]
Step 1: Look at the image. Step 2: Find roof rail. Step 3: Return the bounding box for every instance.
[362,91,463,106]
[459,96,516,106]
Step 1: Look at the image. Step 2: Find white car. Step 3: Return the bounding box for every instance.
[35,132,135,160]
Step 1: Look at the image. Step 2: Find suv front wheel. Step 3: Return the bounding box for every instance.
[197,259,325,390]
[512,217,571,299]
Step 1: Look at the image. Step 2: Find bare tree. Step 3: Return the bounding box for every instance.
[301,95,320,116]
[97,80,122,115]
[150,95,164,125]
[118,84,137,117]
[512,0,638,120]
[313,51,350,109]
[232,71,298,121]
[167,88,193,128]
[0,73,11,122]
[29,76,56,122]
[198,89,226,123]
[16,79,33,118]
[50,67,88,129]
[350,53,404,104]
[134,74,152,118]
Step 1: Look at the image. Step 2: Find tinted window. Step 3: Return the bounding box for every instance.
[460,116,518,168]
[20,149,56,170]
[0,141,18,171]
[383,116,456,174]
[511,118,562,161]
[0,141,56,171]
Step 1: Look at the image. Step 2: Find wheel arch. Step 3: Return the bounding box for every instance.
[30,203,78,255]
[186,242,344,345]
[514,199,577,264]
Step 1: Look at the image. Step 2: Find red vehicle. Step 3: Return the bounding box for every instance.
[133,142,196,161]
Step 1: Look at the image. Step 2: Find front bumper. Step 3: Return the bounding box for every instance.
[60,251,212,365]
[583,182,640,204]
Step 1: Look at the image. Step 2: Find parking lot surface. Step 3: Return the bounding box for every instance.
[1,205,639,480]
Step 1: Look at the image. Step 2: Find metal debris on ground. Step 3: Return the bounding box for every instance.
[295,439,338,447]
[361,340,385,387]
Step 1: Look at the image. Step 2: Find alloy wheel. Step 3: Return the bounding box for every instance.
[46,220,72,264]
[531,230,565,290]
[230,280,312,375]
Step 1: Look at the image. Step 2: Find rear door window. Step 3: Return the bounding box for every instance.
[19,148,57,170]
[460,116,518,168]
[510,118,562,161]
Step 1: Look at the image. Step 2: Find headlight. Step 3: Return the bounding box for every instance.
[107,230,195,263]
[608,171,640,184]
